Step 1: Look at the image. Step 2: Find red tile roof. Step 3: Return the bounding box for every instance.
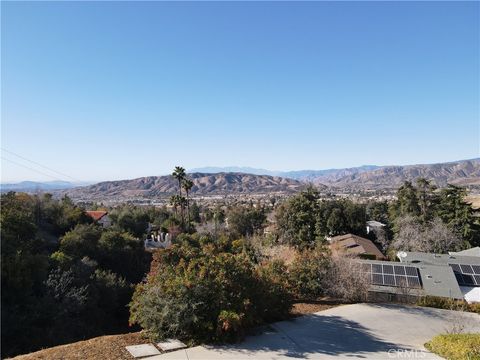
[85,211,108,221]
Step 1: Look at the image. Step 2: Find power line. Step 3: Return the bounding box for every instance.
[1,156,66,182]
[1,148,80,182]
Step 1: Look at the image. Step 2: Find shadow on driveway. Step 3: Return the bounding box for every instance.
[211,314,410,358]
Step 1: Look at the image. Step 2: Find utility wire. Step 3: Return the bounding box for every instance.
[1,156,66,182]
[1,148,80,182]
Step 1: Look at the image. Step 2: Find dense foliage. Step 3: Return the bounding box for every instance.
[275,180,479,251]
[3,173,479,358]
[275,187,368,247]
[391,180,479,249]
[129,233,293,343]
[1,192,152,358]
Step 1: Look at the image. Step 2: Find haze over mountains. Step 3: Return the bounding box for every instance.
[0,181,87,192]
[4,159,479,200]
[192,159,480,188]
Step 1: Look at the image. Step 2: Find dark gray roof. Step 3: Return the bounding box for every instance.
[416,264,464,299]
[358,258,464,300]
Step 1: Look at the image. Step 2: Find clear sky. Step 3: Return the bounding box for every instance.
[1,1,479,182]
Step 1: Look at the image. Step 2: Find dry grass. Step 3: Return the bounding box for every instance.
[9,332,151,360]
[290,298,343,317]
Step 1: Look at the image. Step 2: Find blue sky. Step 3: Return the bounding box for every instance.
[2,1,479,182]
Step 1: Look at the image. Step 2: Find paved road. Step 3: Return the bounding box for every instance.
[149,303,480,359]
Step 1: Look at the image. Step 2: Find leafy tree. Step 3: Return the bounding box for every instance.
[390,181,421,219]
[276,187,321,247]
[227,206,266,237]
[287,246,330,300]
[416,178,439,223]
[110,206,150,238]
[0,192,152,358]
[366,201,390,225]
[129,234,292,343]
[60,224,102,259]
[189,202,201,223]
[97,229,149,283]
[437,185,480,245]
[326,208,346,236]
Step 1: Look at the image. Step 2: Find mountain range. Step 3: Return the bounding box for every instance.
[4,158,479,201]
[62,173,304,201]
[0,181,84,193]
[192,159,480,189]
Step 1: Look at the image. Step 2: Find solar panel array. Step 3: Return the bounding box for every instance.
[362,263,422,289]
[449,264,480,286]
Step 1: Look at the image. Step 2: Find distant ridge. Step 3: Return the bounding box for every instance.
[191,159,480,189]
[0,181,82,192]
[12,158,480,201]
[324,158,480,190]
[62,173,305,201]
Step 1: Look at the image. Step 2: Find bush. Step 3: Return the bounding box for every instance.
[129,235,292,344]
[323,257,370,302]
[417,296,480,314]
[425,334,480,360]
[287,247,330,300]
[256,260,293,322]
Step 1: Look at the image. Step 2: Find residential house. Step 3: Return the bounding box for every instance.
[330,233,386,260]
[85,210,112,228]
[358,250,480,303]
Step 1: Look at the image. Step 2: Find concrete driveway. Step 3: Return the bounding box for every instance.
[149,303,480,359]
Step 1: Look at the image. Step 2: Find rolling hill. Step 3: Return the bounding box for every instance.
[63,173,305,201]
[50,159,480,201]
[323,159,480,190]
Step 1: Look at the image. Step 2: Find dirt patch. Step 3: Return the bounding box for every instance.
[9,332,151,360]
[290,298,344,317]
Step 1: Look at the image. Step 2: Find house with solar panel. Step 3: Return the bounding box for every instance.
[358,249,480,303]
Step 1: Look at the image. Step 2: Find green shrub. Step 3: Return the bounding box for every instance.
[256,260,293,322]
[287,247,330,300]
[129,235,292,344]
[417,296,480,314]
[425,334,480,360]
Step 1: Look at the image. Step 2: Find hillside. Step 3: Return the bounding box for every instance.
[189,159,480,192]
[324,159,480,190]
[63,173,304,201]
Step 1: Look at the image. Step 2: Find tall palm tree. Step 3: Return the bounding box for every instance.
[182,178,194,228]
[172,166,186,225]
[172,166,186,197]
[169,195,179,218]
